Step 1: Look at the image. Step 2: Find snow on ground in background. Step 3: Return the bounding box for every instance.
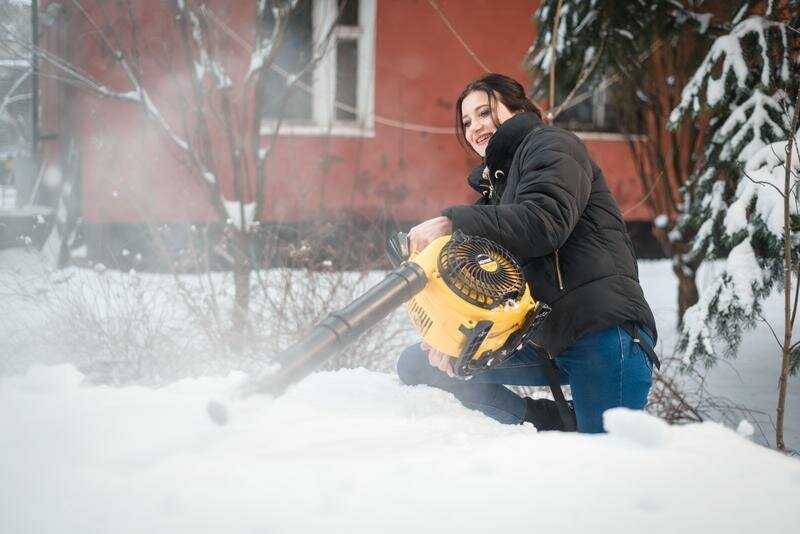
[1,364,799,534]
[638,260,800,448]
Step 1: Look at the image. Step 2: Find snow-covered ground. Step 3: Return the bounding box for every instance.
[2,365,799,534]
[1,248,798,533]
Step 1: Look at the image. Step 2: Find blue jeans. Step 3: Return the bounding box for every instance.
[396,326,654,433]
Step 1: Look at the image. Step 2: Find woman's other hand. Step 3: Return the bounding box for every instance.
[421,341,455,377]
[408,216,452,253]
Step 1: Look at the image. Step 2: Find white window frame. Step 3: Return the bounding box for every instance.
[260,0,376,138]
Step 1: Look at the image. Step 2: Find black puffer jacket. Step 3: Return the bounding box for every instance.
[442,112,657,357]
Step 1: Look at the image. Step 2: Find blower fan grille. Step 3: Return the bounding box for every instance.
[437,233,526,309]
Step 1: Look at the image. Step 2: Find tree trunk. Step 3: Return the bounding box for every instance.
[653,225,700,320]
[231,229,252,346]
[676,265,699,320]
[777,88,800,452]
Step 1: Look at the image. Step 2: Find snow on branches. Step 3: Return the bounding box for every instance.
[715,90,791,164]
[669,16,792,125]
[727,132,800,242]
[680,131,799,367]
[526,0,718,101]
[248,0,298,79]
[680,90,792,260]
[674,5,799,368]
[188,9,231,89]
[680,239,768,365]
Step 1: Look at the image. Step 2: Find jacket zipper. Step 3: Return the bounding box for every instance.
[554,249,564,290]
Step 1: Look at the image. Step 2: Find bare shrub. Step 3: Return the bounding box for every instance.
[246,220,418,374]
[0,217,420,384]
[0,250,210,384]
[647,355,774,444]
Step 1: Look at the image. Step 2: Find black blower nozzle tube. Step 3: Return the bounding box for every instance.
[252,262,428,396]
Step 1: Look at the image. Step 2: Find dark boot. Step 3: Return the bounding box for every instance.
[522,397,576,431]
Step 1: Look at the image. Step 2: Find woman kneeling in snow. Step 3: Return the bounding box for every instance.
[397,73,658,433]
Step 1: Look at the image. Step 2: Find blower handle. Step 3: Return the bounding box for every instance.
[251,261,428,396]
[386,231,410,268]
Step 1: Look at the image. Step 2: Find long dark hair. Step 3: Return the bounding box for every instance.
[455,73,543,156]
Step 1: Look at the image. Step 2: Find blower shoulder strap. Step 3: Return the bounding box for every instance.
[620,322,661,371]
[532,346,577,432]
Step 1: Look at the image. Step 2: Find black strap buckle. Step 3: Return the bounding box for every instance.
[624,322,661,371]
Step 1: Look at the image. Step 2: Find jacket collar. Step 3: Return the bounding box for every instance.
[484,112,543,177]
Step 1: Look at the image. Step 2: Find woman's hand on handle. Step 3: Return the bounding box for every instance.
[421,341,455,378]
[408,216,452,253]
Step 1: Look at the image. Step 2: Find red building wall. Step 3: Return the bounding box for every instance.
[53,0,650,226]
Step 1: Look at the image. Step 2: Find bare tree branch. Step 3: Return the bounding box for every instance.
[252,2,344,221]
[741,167,787,197]
[549,34,607,121]
[0,70,30,119]
[756,312,785,349]
[622,172,665,217]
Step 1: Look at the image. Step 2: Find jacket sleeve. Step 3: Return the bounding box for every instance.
[442,128,592,259]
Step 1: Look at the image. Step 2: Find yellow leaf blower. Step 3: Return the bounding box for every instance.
[253,231,550,396]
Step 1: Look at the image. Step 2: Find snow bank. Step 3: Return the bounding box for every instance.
[1,364,798,534]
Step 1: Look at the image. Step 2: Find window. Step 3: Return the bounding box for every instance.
[0,1,33,208]
[554,82,644,135]
[0,60,31,152]
[261,0,376,137]
[0,0,32,154]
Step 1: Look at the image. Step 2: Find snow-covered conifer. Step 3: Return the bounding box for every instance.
[669,3,800,368]
[525,0,717,102]
[526,1,738,320]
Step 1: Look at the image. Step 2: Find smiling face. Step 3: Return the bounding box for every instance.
[460,90,516,158]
